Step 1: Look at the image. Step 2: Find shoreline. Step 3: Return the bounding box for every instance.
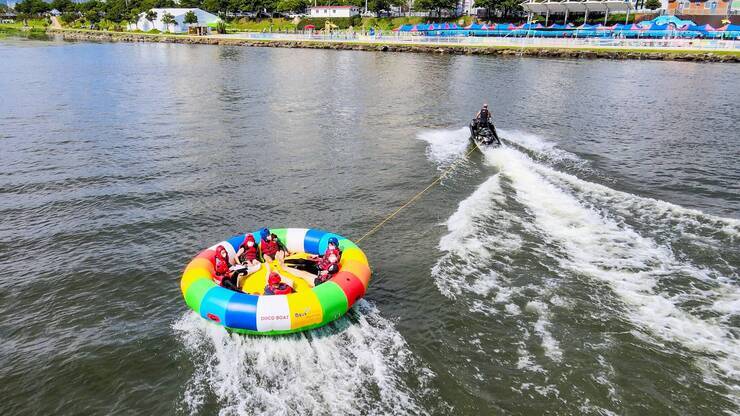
[43,28,740,62]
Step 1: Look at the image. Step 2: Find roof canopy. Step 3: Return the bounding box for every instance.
[521,0,634,13]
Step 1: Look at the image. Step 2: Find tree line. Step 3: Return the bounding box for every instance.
[11,0,404,21]
[10,0,522,24]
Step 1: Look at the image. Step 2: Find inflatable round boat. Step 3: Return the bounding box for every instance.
[180,228,371,335]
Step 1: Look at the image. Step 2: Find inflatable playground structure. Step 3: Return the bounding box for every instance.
[395,16,740,39]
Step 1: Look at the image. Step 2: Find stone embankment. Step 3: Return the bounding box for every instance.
[47,29,740,62]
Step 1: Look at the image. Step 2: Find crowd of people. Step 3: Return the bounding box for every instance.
[212,228,342,296]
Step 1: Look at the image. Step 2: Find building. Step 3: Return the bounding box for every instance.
[666,0,735,16]
[1,12,16,23]
[129,8,219,33]
[309,6,361,18]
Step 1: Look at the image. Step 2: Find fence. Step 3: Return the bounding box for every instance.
[221,31,740,50]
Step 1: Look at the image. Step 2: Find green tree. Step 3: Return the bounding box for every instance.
[60,11,77,24]
[202,0,228,13]
[0,4,7,13]
[50,0,75,13]
[160,11,175,31]
[366,0,393,14]
[129,9,141,29]
[227,0,246,13]
[414,0,456,17]
[644,0,661,9]
[145,8,157,29]
[243,0,278,13]
[473,0,497,19]
[85,9,101,27]
[180,0,204,7]
[276,0,308,12]
[154,0,178,7]
[103,0,130,23]
[499,0,520,18]
[77,0,103,13]
[15,0,51,16]
[183,10,198,25]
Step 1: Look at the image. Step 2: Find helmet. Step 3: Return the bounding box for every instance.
[268,272,281,285]
[483,103,488,108]
[260,228,270,240]
[328,237,339,247]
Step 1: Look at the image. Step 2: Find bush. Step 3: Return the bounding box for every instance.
[148,28,160,33]
[216,20,226,34]
[60,12,77,25]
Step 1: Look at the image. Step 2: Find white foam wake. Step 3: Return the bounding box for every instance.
[174,300,432,416]
[497,128,585,166]
[481,145,740,392]
[416,127,470,166]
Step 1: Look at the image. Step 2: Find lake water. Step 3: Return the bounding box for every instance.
[1,35,739,415]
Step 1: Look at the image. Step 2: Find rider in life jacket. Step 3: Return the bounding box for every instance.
[472,103,501,145]
[214,245,239,291]
[260,228,287,262]
[314,237,341,286]
[236,234,261,266]
[475,104,492,129]
[264,272,293,295]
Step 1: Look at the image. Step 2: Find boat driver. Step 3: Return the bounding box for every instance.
[475,104,492,130]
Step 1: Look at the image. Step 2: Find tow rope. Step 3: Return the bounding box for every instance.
[356,145,479,244]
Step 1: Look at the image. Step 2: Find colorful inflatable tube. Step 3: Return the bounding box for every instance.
[180,228,371,335]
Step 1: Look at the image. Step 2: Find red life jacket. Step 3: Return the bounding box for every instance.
[261,238,279,257]
[318,248,341,271]
[239,242,260,262]
[214,256,230,284]
[265,283,293,295]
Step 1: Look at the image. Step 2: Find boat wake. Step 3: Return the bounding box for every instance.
[420,126,740,412]
[416,127,471,167]
[174,300,434,416]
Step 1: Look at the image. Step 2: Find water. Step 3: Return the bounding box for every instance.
[1,36,738,415]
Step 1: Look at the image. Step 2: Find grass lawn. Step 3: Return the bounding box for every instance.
[0,19,49,29]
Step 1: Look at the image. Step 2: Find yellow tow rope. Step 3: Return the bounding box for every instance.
[356,145,479,244]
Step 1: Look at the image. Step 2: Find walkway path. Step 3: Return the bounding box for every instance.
[50,16,62,29]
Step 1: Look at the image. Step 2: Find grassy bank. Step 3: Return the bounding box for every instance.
[0,18,49,30]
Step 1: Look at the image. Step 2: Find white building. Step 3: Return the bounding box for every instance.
[309,6,361,18]
[129,8,219,33]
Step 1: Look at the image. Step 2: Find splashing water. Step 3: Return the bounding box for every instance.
[416,127,471,166]
[174,301,434,416]
[423,127,740,411]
